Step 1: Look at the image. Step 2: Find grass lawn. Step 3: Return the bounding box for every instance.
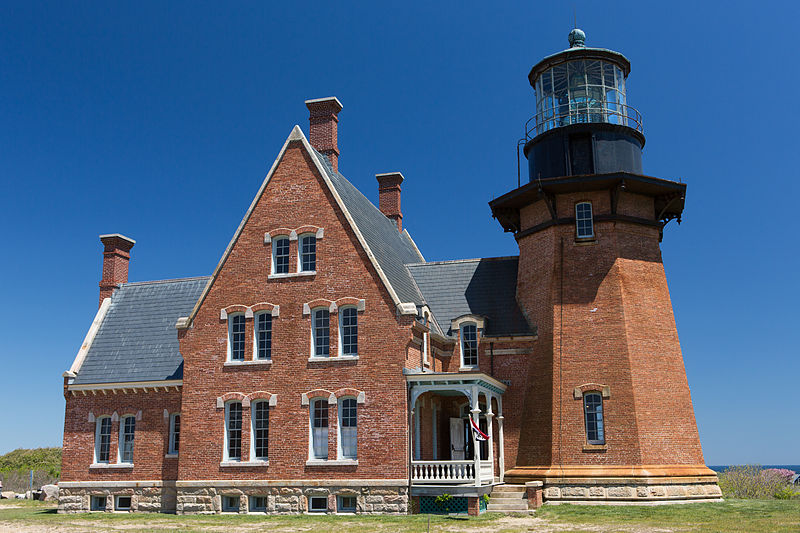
[1,498,799,532]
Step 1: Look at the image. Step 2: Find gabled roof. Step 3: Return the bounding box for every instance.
[72,277,209,385]
[406,257,534,338]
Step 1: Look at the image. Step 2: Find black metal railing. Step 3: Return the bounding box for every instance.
[525,102,643,140]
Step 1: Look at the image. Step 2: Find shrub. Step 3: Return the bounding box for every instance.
[773,486,799,500]
[718,465,789,499]
[765,468,796,483]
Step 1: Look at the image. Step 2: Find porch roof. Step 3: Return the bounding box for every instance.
[405,370,507,403]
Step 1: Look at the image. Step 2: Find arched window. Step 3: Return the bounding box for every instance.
[312,308,330,357]
[299,234,317,272]
[575,201,594,239]
[310,398,329,460]
[583,392,605,444]
[94,416,111,464]
[254,312,272,360]
[118,415,136,464]
[461,323,478,367]
[228,314,246,361]
[225,401,243,461]
[251,400,269,461]
[338,398,357,459]
[339,306,358,356]
[272,236,290,274]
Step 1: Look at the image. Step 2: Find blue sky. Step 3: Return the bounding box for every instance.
[1,1,798,464]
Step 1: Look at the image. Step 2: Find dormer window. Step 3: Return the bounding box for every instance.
[299,234,317,272]
[461,323,478,368]
[228,314,246,361]
[272,236,290,274]
[575,201,594,239]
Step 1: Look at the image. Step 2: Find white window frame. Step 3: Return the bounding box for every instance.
[118,415,136,464]
[338,305,358,357]
[308,496,327,512]
[94,416,112,464]
[250,400,269,462]
[575,201,594,239]
[311,307,330,358]
[224,400,243,462]
[115,495,132,511]
[298,233,317,273]
[460,322,479,369]
[253,311,272,361]
[271,236,290,275]
[168,413,180,455]
[337,397,358,460]
[309,398,329,460]
[90,495,107,511]
[227,313,246,362]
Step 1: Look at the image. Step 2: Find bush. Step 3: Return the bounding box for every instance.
[718,465,791,499]
[0,447,62,492]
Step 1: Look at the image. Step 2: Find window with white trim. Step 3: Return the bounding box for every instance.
[225,401,243,461]
[169,413,180,454]
[251,400,269,461]
[309,496,327,512]
[254,312,272,360]
[272,236,290,274]
[312,308,330,357]
[119,415,135,464]
[228,314,245,361]
[338,398,357,459]
[310,398,329,460]
[583,392,605,444]
[115,495,132,511]
[339,306,358,356]
[94,416,111,463]
[299,234,317,272]
[90,495,107,511]
[461,323,478,367]
[575,201,594,239]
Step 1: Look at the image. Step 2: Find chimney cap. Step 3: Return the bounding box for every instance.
[99,233,136,246]
[305,96,343,113]
[376,172,405,185]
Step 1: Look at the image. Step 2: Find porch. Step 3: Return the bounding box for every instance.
[406,372,507,488]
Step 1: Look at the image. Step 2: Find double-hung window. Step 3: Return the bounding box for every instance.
[94,416,111,463]
[461,323,478,367]
[339,306,358,356]
[310,399,329,460]
[169,413,180,454]
[583,392,605,445]
[299,234,316,272]
[228,314,245,361]
[255,312,272,360]
[312,308,330,357]
[338,398,357,460]
[251,400,269,461]
[273,236,290,274]
[575,201,594,239]
[119,415,135,464]
[225,401,243,461]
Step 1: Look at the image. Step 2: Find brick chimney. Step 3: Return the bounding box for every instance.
[305,97,343,173]
[98,233,135,307]
[376,172,404,231]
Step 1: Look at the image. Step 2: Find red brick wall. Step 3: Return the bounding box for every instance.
[177,142,413,482]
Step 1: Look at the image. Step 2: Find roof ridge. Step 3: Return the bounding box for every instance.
[122,276,211,286]
[406,256,519,267]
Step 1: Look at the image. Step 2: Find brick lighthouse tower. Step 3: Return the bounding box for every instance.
[490,29,721,503]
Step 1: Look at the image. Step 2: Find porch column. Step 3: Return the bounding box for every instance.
[485,392,495,483]
[471,385,481,487]
[497,396,505,483]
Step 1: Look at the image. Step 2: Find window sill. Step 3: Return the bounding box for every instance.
[574,238,597,246]
[268,271,316,280]
[220,460,269,467]
[90,463,134,469]
[164,454,179,459]
[459,366,480,372]
[305,459,358,466]
[224,359,272,367]
[308,355,359,363]
[582,443,607,452]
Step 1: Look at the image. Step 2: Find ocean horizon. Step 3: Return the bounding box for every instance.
[709,465,800,473]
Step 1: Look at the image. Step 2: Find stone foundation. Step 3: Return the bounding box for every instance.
[58,482,176,513]
[542,480,722,504]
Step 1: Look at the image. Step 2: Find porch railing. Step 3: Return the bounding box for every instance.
[411,460,475,484]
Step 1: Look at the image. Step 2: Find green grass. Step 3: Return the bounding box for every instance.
[2,499,800,532]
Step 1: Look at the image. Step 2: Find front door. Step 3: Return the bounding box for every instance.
[450,417,465,460]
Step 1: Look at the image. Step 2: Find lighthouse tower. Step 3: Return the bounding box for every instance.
[490,29,721,503]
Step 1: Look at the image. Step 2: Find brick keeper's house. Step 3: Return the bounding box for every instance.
[59,32,721,515]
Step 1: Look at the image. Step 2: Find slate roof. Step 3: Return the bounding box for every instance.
[315,150,425,304]
[406,257,533,337]
[73,277,210,385]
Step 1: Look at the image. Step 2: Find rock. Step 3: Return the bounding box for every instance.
[1,491,16,499]
[40,485,59,501]
[15,493,26,499]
